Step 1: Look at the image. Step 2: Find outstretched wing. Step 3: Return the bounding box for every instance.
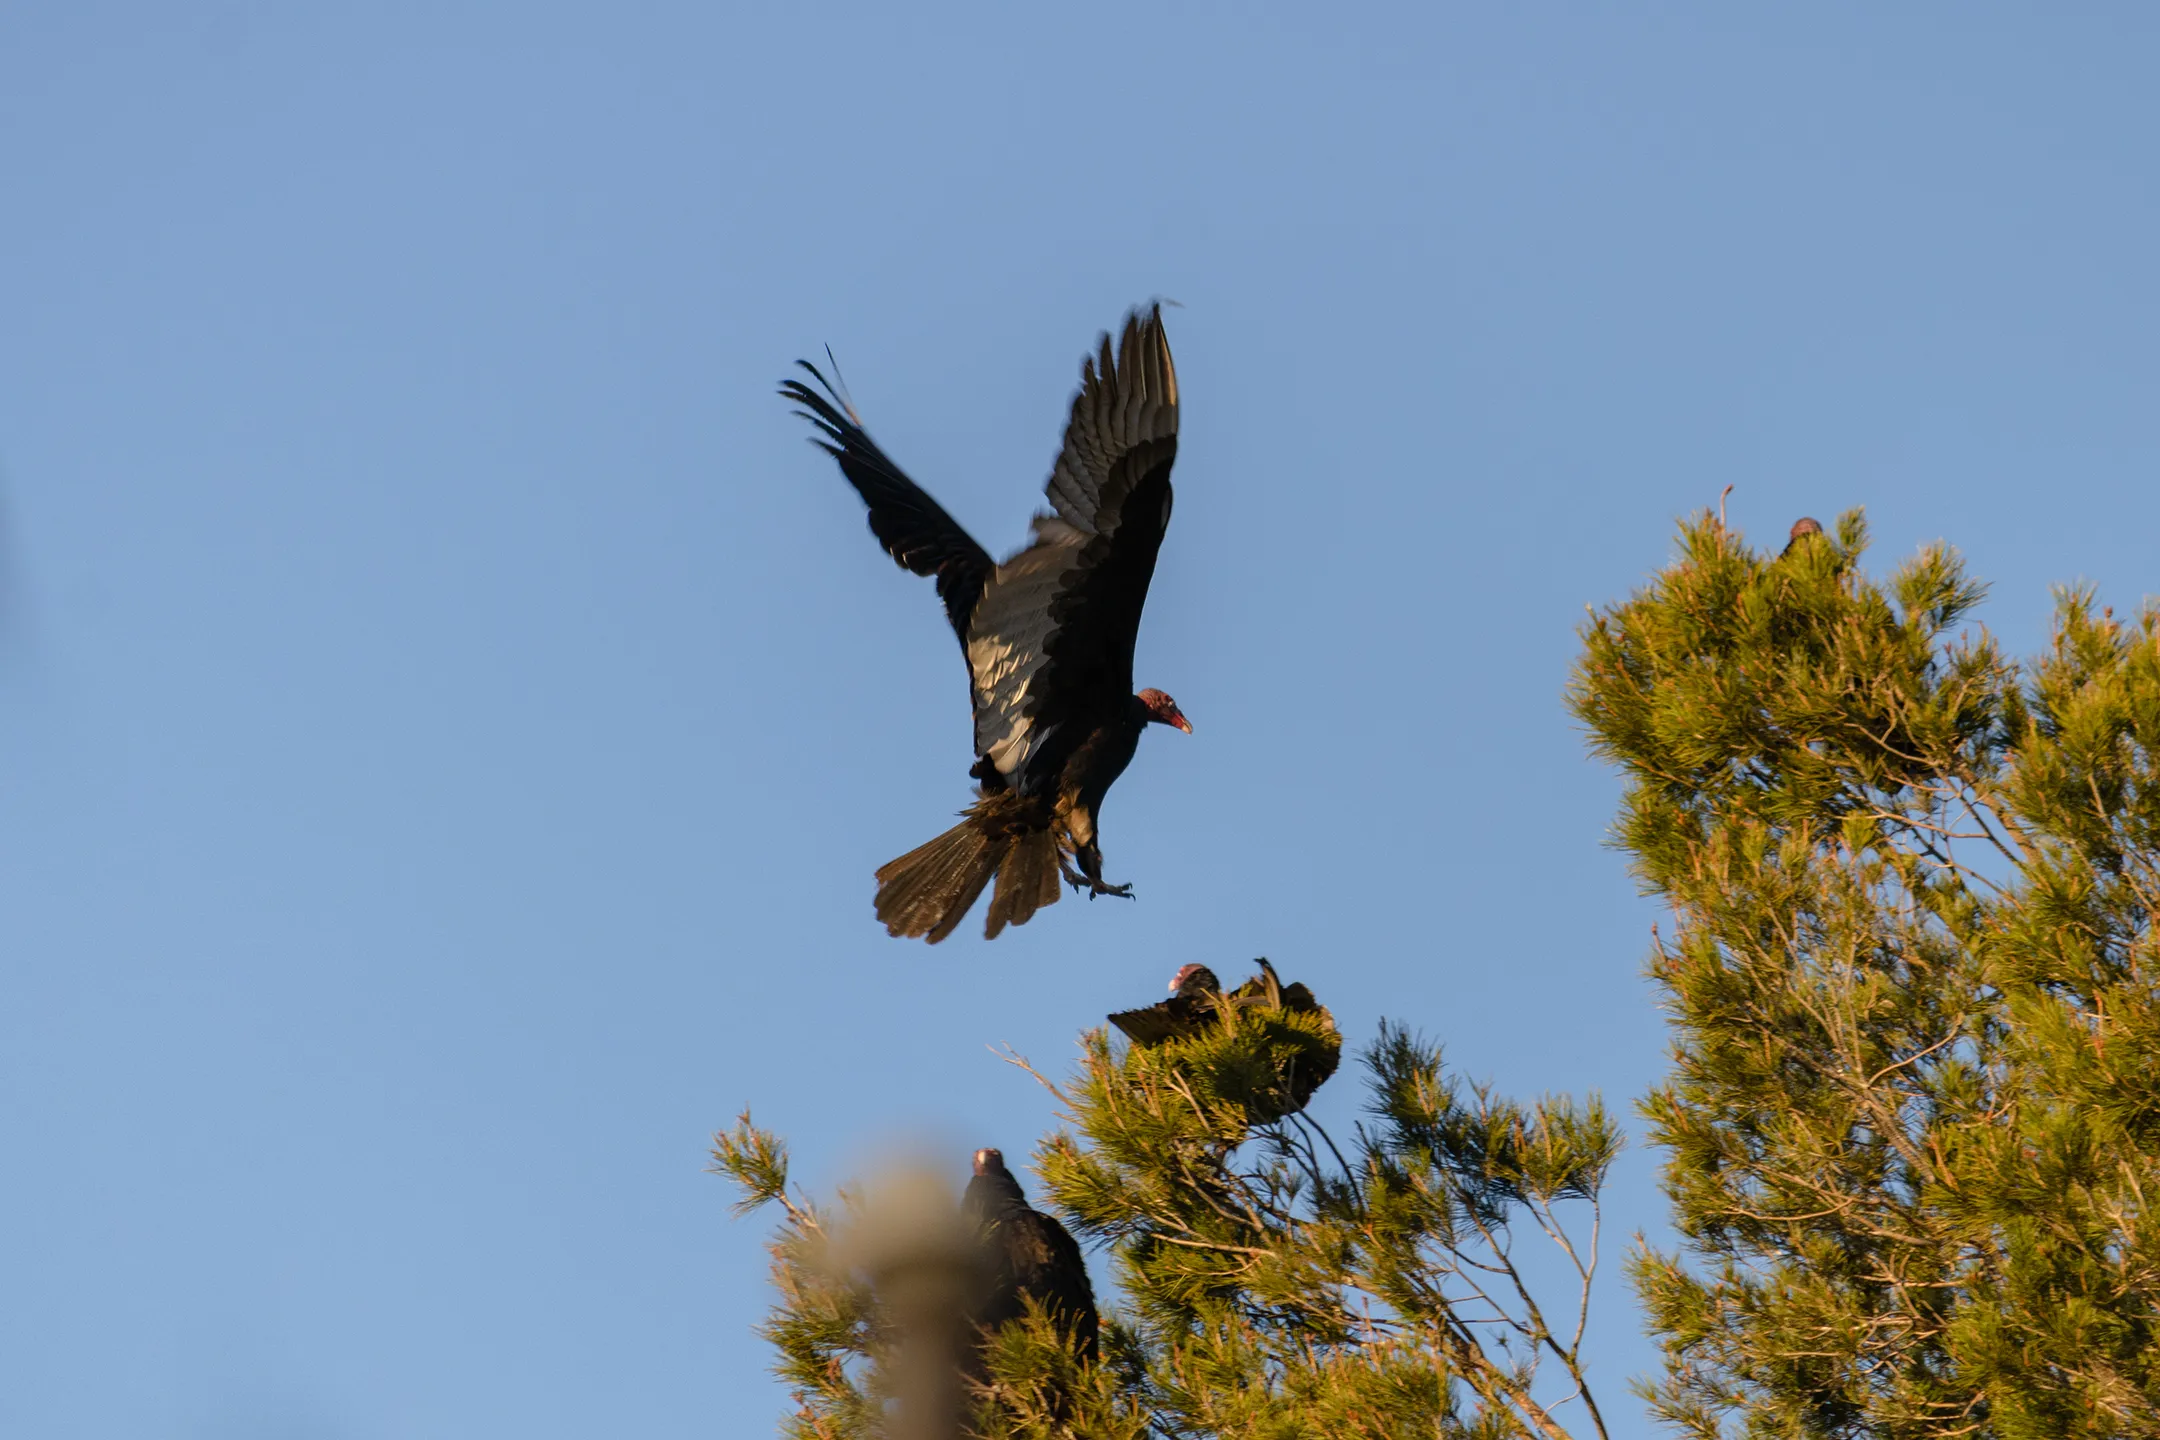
[782,359,994,647]
[1107,1003,1185,1045]
[1108,991,1215,1045]
[966,307,1179,787]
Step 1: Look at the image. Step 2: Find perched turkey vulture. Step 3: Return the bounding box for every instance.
[1108,959,1341,1119]
[1108,958,1328,1044]
[962,1147,1099,1368]
[1780,516,1824,557]
[1104,962,1223,1045]
[782,307,1190,943]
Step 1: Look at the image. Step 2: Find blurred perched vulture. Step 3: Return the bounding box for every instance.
[782,306,1190,942]
[1781,516,1824,557]
[1108,959,1342,1118]
[962,1147,1099,1369]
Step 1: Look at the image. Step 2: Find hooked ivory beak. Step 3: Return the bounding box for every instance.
[1169,713,1193,734]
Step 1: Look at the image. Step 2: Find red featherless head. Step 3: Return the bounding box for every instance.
[1170,963,1219,996]
[1137,688,1192,733]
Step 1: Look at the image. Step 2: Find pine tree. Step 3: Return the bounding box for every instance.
[714,976,1620,1438]
[1570,509,2160,1436]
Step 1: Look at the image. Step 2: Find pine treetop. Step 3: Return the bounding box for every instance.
[1571,508,2160,1437]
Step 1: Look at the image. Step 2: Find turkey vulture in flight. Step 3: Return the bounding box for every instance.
[1780,516,1823,557]
[962,1147,1099,1369]
[1108,959,1341,1119]
[782,307,1189,942]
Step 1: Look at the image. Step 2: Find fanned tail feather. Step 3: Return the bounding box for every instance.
[875,821,1005,943]
[873,794,1064,943]
[985,830,1063,939]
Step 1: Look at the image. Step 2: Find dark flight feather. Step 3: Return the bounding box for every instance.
[789,307,1188,940]
[779,360,993,644]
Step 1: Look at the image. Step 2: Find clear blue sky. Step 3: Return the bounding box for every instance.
[4,5,2156,1436]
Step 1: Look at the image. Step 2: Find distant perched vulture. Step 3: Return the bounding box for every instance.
[1781,516,1824,557]
[1104,962,1223,1045]
[962,1147,1099,1369]
[1109,958,1326,1044]
[1108,959,1342,1118]
[783,307,1190,942]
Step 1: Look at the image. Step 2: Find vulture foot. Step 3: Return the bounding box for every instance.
[1059,857,1135,900]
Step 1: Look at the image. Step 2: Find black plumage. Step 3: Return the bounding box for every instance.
[783,307,1191,942]
[1108,959,1342,1119]
[1104,962,1224,1045]
[1109,958,1328,1044]
[962,1148,1098,1368]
